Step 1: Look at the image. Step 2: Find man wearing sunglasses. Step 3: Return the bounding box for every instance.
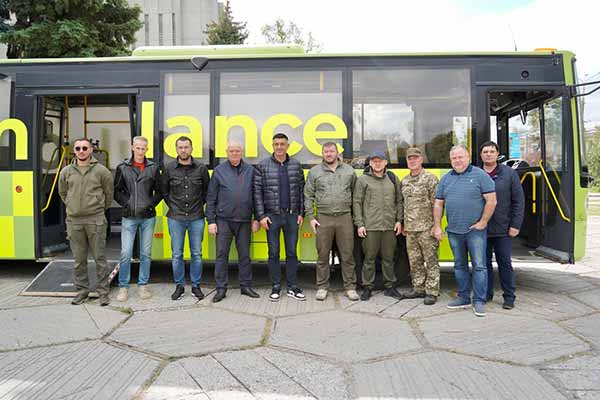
[58,138,114,306]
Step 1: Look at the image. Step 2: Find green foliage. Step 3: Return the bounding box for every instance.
[261,18,322,53]
[587,126,600,190]
[0,0,142,58]
[204,0,248,45]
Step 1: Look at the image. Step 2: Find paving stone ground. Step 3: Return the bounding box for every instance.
[0,216,599,399]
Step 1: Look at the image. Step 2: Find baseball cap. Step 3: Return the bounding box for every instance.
[370,150,387,160]
[406,147,423,157]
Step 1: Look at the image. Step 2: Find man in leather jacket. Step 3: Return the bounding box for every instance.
[113,136,162,302]
[160,136,210,301]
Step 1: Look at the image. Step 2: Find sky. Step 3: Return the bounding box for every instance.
[230,0,600,129]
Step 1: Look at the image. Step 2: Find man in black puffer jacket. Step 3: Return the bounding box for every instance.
[254,133,305,302]
[114,136,162,302]
[480,141,524,310]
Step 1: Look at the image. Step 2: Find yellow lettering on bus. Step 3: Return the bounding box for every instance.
[215,115,258,157]
[163,116,204,158]
[141,102,154,158]
[0,118,28,160]
[303,113,346,155]
[261,113,303,156]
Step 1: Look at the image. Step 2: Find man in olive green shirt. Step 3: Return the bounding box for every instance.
[58,138,114,306]
[304,142,359,301]
[353,150,403,301]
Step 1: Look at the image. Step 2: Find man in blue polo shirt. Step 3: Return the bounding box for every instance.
[432,144,497,317]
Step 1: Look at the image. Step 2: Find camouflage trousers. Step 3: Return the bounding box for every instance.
[406,230,440,296]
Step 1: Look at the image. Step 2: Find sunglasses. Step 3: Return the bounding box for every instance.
[74,146,89,152]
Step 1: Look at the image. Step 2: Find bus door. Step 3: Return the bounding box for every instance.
[36,96,69,256]
[484,89,575,263]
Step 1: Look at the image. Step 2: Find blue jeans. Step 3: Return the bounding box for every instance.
[119,217,156,288]
[168,218,204,287]
[486,236,516,304]
[448,229,488,304]
[266,213,299,289]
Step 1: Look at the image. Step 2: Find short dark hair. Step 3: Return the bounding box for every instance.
[72,137,92,147]
[479,140,499,154]
[175,136,192,147]
[272,133,289,141]
[322,142,338,151]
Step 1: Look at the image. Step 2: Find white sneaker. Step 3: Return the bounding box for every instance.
[315,289,328,301]
[138,285,152,300]
[116,287,128,302]
[345,289,359,301]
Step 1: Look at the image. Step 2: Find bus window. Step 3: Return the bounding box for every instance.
[543,97,565,172]
[163,72,211,164]
[220,70,343,165]
[352,68,471,167]
[0,77,11,169]
[509,108,541,167]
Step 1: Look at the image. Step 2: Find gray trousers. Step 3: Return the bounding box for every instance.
[67,219,110,296]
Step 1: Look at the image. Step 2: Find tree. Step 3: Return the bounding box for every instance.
[261,18,322,53]
[0,0,142,59]
[588,126,600,190]
[204,0,248,45]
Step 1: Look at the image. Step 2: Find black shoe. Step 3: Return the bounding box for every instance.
[71,291,89,305]
[383,287,403,300]
[99,295,110,307]
[192,286,205,300]
[212,289,227,303]
[287,287,306,301]
[269,286,281,302]
[241,287,260,298]
[502,302,514,310]
[361,288,372,301]
[403,289,426,299]
[424,294,437,305]
[171,284,185,301]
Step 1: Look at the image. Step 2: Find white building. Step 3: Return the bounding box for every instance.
[127,0,220,48]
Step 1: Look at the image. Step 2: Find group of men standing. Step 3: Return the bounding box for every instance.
[58,133,523,318]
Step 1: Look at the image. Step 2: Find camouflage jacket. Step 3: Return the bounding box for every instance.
[401,169,438,232]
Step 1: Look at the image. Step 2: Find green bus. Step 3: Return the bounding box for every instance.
[0,45,593,264]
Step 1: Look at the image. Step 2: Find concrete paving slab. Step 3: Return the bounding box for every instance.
[338,289,455,320]
[543,353,600,400]
[108,283,215,312]
[210,287,337,317]
[270,310,422,362]
[0,280,70,310]
[143,348,350,400]
[0,340,159,400]
[569,288,600,310]
[484,289,595,321]
[0,303,125,351]
[419,311,589,365]
[563,313,600,347]
[516,269,597,294]
[353,350,566,400]
[83,303,130,335]
[109,307,267,357]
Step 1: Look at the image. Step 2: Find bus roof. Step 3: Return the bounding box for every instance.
[0,45,574,65]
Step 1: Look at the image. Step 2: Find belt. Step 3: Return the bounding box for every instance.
[279,208,292,214]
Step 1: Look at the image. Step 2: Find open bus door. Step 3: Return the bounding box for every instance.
[36,96,69,256]
[484,88,575,263]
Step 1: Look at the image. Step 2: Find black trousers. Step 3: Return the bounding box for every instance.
[214,218,253,290]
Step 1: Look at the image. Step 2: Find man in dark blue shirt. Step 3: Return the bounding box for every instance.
[432,144,497,317]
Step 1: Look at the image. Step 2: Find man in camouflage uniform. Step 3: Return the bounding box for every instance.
[401,147,440,305]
